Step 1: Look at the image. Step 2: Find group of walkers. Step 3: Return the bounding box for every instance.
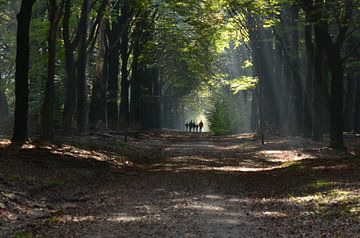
[185,120,204,133]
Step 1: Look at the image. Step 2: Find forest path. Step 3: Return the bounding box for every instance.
[1,132,360,237]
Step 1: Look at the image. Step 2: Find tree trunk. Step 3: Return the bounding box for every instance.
[129,36,141,124]
[303,19,314,138]
[152,68,161,129]
[12,0,36,143]
[354,76,360,133]
[89,19,107,127]
[42,1,63,138]
[326,45,344,149]
[76,0,89,133]
[274,36,287,134]
[344,40,356,132]
[76,50,88,133]
[344,73,355,132]
[118,1,131,125]
[106,4,120,129]
[290,5,303,136]
[312,24,325,141]
[62,0,77,135]
[250,89,258,132]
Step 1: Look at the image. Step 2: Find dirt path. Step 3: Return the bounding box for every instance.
[1,132,360,237]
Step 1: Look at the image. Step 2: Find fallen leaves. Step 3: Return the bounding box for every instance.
[0,133,360,237]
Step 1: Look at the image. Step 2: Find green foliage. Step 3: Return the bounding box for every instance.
[208,90,251,135]
[208,98,232,135]
[228,76,258,93]
[147,0,227,103]
[0,1,18,109]
[29,18,49,42]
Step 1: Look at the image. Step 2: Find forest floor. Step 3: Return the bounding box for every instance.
[0,131,360,238]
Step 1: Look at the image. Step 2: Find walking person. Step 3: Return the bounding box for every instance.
[189,120,193,132]
[199,120,204,133]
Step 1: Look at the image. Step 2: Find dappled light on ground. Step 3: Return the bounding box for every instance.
[1,132,360,237]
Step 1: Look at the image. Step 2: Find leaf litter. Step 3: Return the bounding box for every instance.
[0,131,359,237]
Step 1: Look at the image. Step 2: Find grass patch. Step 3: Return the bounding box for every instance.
[314,189,360,222]
[307,179,337,190]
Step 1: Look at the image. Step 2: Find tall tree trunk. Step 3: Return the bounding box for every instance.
[129,42,141,124]
[290,5,303,136]
[76,0,89,133]
[344,40,356,132]
[303,19,314,138]
[344,73,355,132]
[12,0,36,143]
[261,29,279,130]
[119,1,131,125]
[89,19,107,127]
[42,0,64,138]
[250,89,258,132]
[106,3,120,129]
[312,24,325,141]
[76,50,88,133]
[274,37,287,134]
[326,45,344,149]
[62,0,77,135]
[152,68,161,129]
[354,76,360,133]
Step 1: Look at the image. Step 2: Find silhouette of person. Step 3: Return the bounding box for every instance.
[185,122,189,132]
[199,120,204,133]
[195,123,199,132]
[189,120,193,132]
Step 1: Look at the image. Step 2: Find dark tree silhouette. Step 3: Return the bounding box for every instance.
[42,0,65,139]
[11,0,36,143]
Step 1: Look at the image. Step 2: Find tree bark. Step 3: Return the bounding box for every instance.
[354,76,360,133]
[290,5,303,136]
[12,0,36,143]
[129,39,141,124]
[42,0,64,138]
[106,2,120,129]
[62,0,77,135]
[312,24,325,141]
[344,73,355,132]
[119,1,131,125]
[325,43,345,149]
[76,0,89,133]
[303,18,314,138]
[89,19,107,127]
[250,89,258,132]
